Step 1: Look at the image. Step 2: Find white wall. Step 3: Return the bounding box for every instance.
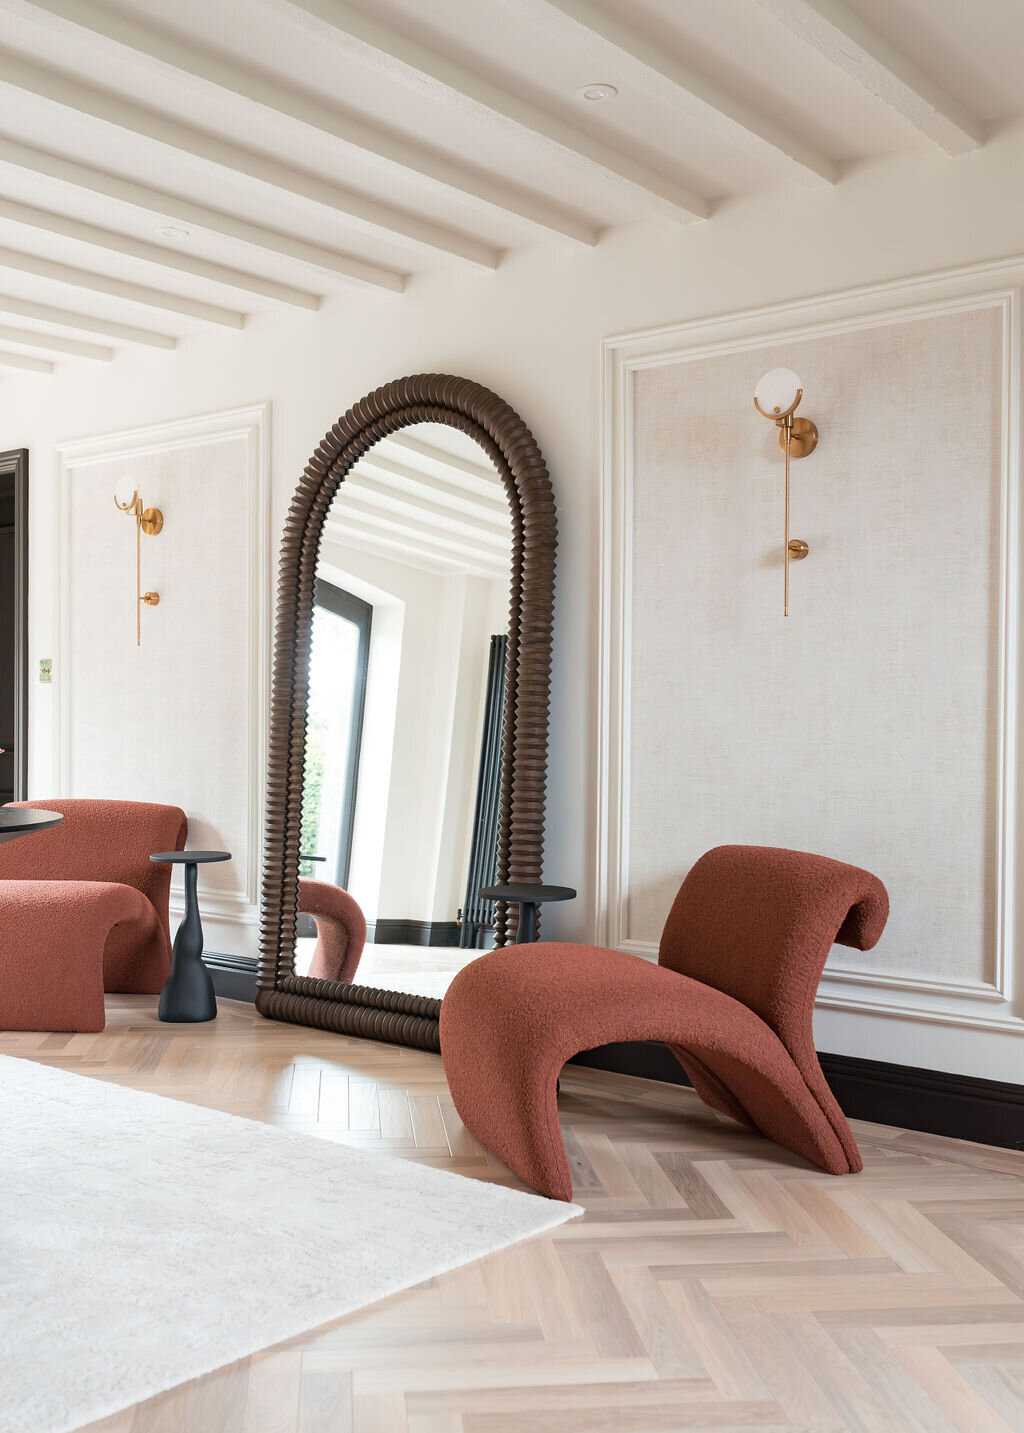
[9,122,1024,1076]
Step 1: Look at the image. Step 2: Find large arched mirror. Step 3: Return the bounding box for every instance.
[256,376,556,1051]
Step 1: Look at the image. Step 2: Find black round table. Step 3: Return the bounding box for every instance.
[150,850,231,1023]
[0,808,64,845]
[478,883,577,944]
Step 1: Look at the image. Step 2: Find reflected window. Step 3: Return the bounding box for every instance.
[301,580,372,888]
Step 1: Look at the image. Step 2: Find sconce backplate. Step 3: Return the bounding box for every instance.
[778,417,818,459]
[140,507,164,536]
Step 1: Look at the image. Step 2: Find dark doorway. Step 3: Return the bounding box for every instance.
[0,449,28,805]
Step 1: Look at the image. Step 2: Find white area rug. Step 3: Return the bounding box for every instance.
[0,1054,581,1433]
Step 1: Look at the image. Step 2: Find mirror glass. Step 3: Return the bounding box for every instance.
[295,423,512,1000]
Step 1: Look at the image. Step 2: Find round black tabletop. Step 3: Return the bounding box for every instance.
[0,808,64,845]
[150,850,232,864]
[479,883,577,902]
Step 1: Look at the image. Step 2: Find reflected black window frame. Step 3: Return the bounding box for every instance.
[311,577,373,890]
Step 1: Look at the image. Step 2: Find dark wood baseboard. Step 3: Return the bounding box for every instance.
[294,918,463,945]
[367,919,461,948]
[205,952,259,1002]
[570,1041,1024,1152]
[203,956,1024,1152]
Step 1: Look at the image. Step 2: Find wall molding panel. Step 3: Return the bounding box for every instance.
[54,404,271,950]
[598,259,1024,1074]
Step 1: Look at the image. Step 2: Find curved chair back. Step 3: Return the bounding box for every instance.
[658,845,888,1062]
[0,799,188,940]
[299,878,367,985]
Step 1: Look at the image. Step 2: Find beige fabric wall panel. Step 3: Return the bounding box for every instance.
[56,407,270,959]
[629,306,1001,989]
[602,285,1024,1059]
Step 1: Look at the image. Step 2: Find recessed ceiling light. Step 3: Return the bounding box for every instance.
[159,226,190,240]
[577,83,617,101]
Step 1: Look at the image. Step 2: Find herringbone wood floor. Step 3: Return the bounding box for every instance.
[4,998,1024,1433]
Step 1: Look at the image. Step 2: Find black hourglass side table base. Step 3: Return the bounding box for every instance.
[478,883,577,944]
[150,850,231,1023]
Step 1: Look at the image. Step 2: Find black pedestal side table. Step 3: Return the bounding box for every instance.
[150,850,231,1023]
[0,808,64,845]
[478,883,577,944]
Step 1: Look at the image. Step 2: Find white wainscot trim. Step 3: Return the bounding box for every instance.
[598,258,1024,1037]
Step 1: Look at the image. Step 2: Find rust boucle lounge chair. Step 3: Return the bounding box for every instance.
[0,798,187,1031]
[440,846,888,1200]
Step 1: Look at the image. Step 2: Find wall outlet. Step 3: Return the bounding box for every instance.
[39,658,52,684]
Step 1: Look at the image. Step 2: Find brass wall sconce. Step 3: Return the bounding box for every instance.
[753,367,819,617]
[114,489,163,645]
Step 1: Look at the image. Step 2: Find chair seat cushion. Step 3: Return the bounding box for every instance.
[0,880,158,1032]
[440,942,857,1200]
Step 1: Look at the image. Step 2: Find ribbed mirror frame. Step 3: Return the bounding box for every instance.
[256,375,556,1052]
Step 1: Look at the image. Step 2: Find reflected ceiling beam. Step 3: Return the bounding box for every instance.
[0,197,320,310]
[15,0,598,245]
[0,55,499,270]
[273,0,710,220]
[0,247,245,327]
[0,137,404,292]
[342,480,512,549]
[0,349,53,373]
[0,322,111,360]
[382,433,506,492]
[335,492,511,560]
[506,0,835,187]
[355,453,510,522]
[0,294,176,348]
[325,515,507,579]
[750,0,984,155]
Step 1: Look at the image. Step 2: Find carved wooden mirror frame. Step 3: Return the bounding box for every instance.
[256,375,556,1052]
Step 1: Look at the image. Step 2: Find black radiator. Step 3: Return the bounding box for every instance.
[459,634,507,948]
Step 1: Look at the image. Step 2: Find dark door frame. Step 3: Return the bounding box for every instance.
[313,577,372,890]
[0,449,28,802]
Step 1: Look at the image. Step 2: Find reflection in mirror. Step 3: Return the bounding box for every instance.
[296,424,512,1001]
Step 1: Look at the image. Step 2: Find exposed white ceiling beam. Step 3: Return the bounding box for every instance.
[0,349,54,374]
[0,294,176,348]
[0,137,405,292]
[750,0,984,155]
[0,54,499,270]
[271,0,710,220]
[0,196,320,310]
[503,0,835,187]
[14,0,599,245]
[0,322,111,360]
[0,247,246,328]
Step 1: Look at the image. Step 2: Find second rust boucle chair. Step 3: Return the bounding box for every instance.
[0,798,188,1031]
[440,845,889,1200]
[299,877,367,984]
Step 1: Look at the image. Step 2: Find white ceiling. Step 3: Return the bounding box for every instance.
[0,0,1020,371]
